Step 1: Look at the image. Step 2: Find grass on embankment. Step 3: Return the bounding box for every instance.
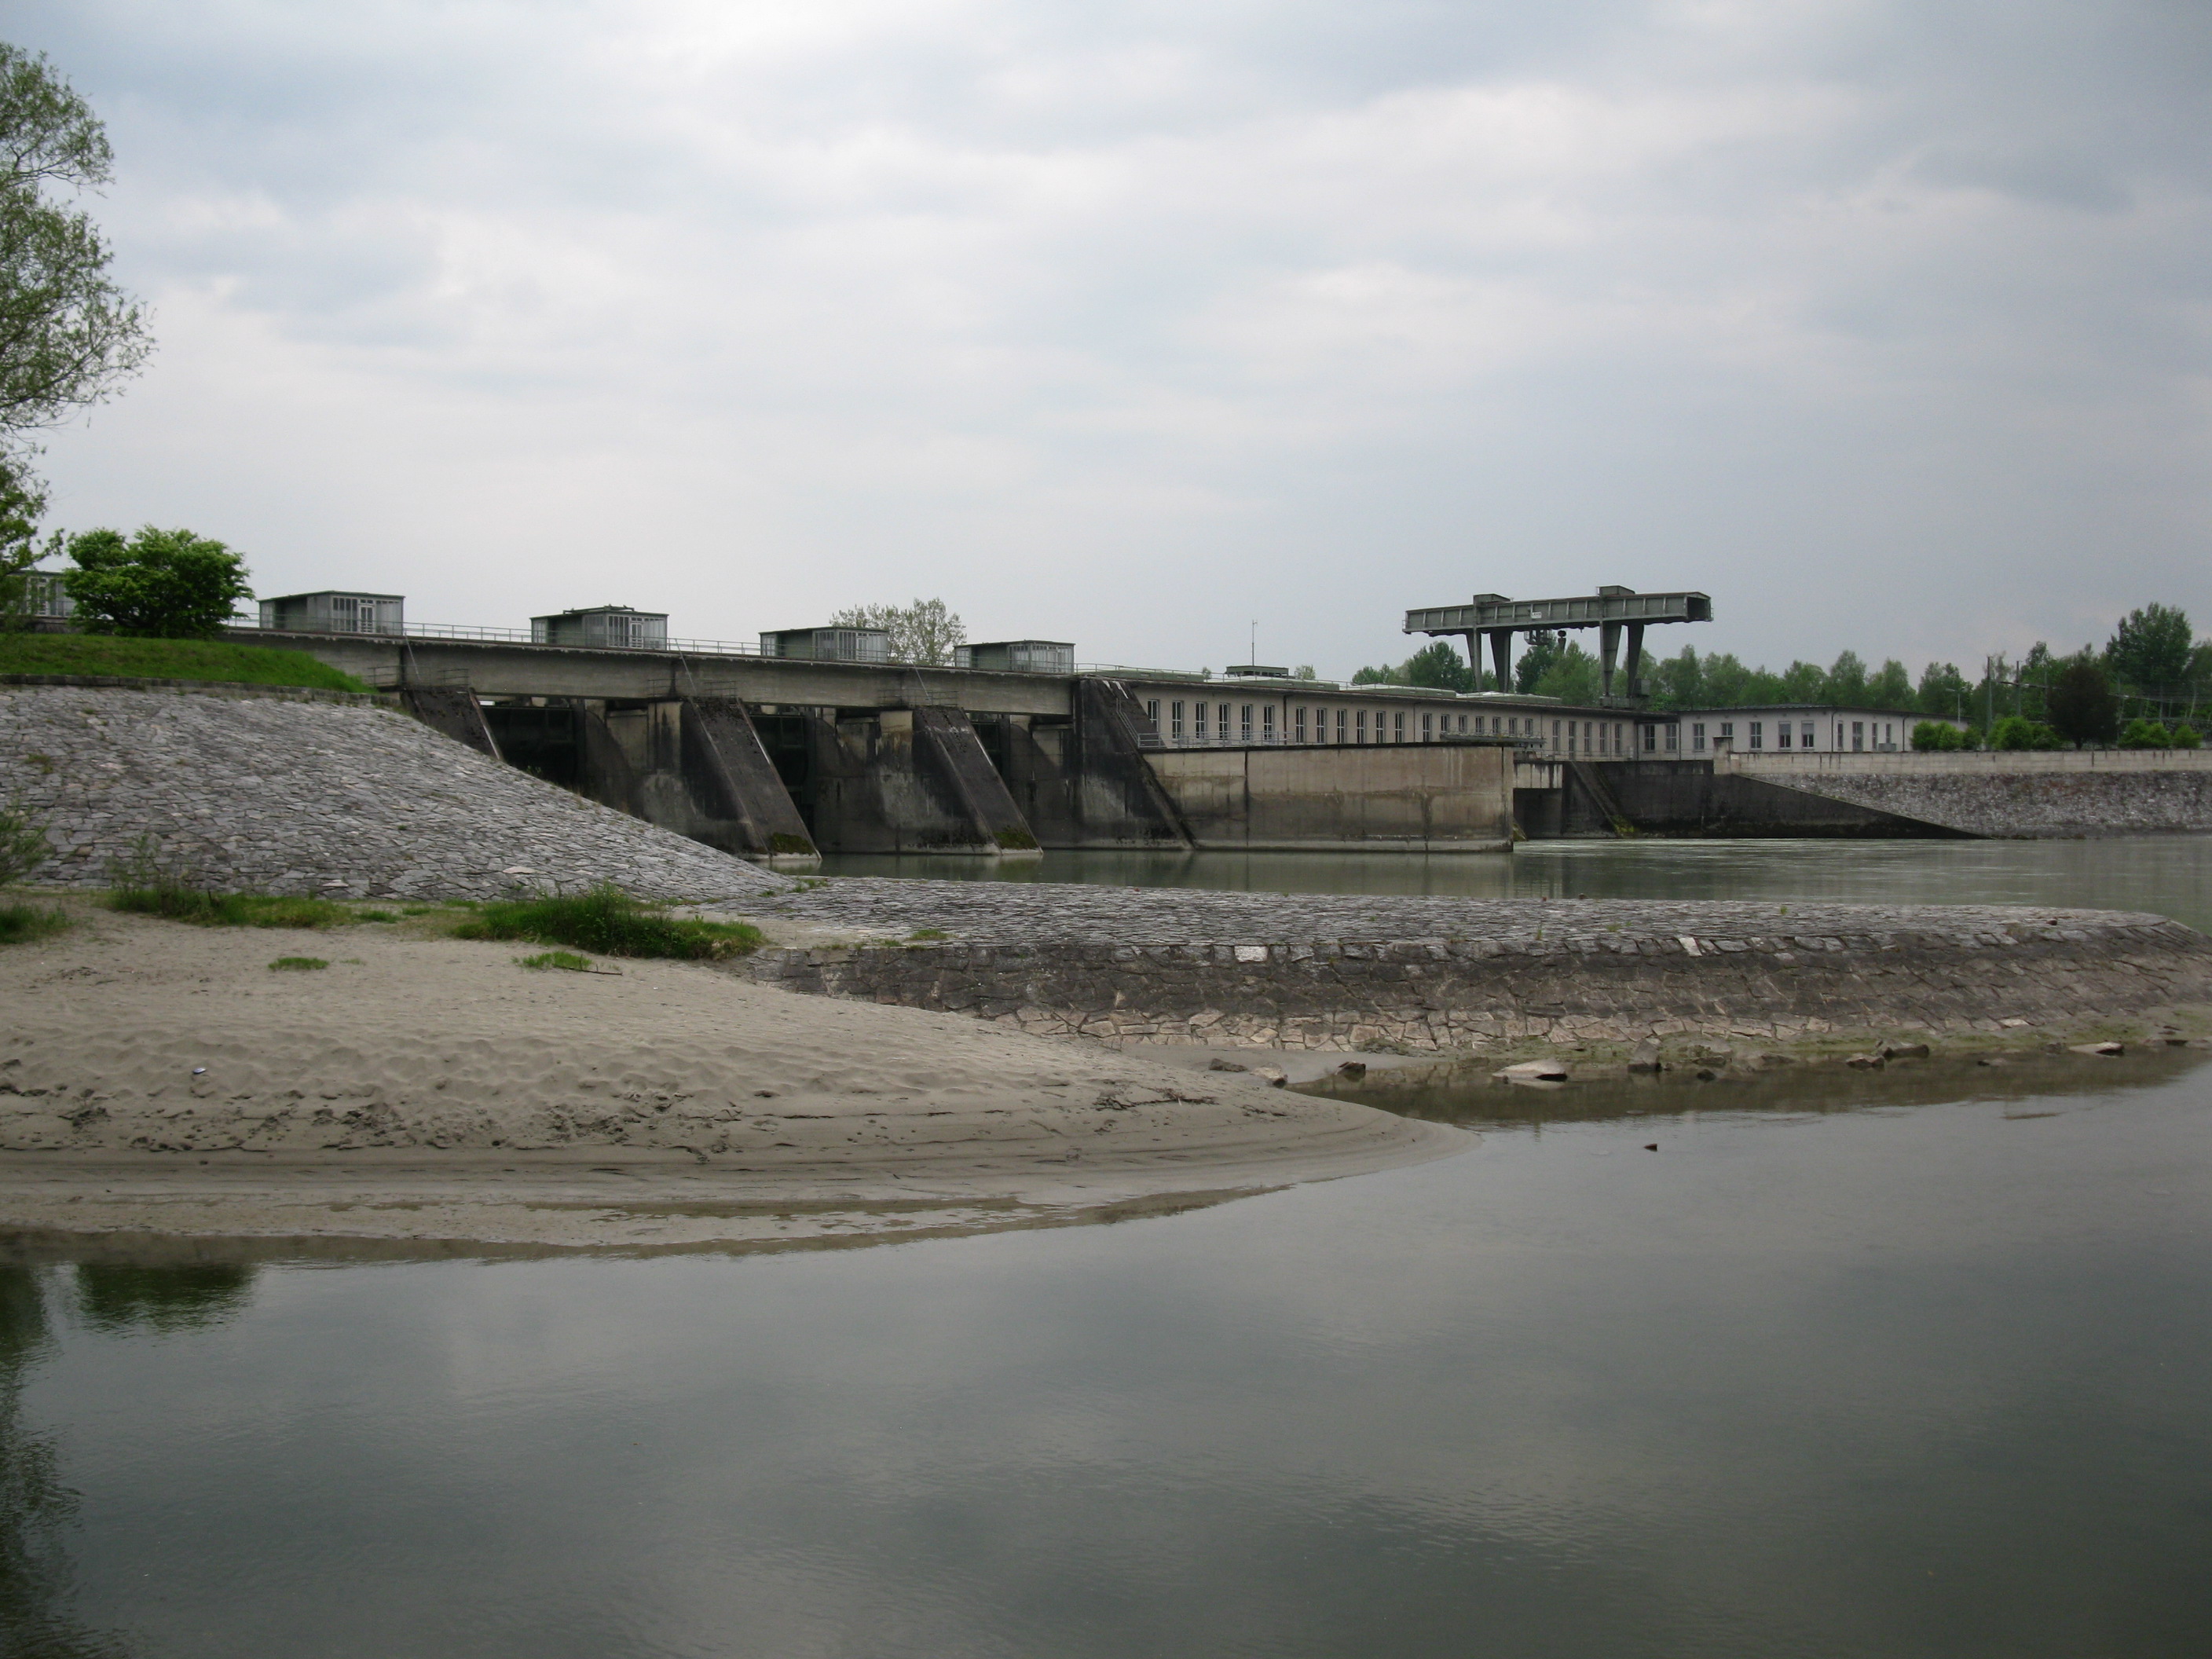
[0,902,70,945]
[99,878,760,960]
[108,885,354,928]
[0,632,371,693]
[452,886,764,960]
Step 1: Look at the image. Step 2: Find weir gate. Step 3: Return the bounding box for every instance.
[250,628,1524,862]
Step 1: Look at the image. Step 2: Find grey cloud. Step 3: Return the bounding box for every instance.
[9,0,2212,672]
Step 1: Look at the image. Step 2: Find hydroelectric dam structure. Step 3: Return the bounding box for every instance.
[220,583,2211,860]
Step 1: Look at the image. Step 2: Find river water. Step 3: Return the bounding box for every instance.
[5,839,2210,1657]
[822,834,2212,932]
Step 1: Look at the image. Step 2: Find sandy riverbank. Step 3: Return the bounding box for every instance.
[0,906,1463,1252]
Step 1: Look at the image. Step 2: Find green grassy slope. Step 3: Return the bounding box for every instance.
[0,632,372,693]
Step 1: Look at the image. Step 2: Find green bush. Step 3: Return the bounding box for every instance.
[0,903,70,945]
[2172,724,2203,749]
[1989,716,2064,752]
[268,956,329,971]
[1911,720,1966,752]
[2119,718,2173,749]
[0,802,51,886]
[452,885,764,960]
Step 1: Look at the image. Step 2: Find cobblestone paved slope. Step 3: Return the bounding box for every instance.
[742,876,2157,949]
[734,878,2212,1053]
[2,684,788,902]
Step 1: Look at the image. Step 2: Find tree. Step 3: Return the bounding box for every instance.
[1917,661,1971,719]
[1402,640,1475,693]
[826,597,965,665]
[1528,640,1601,704]
[2105,603,2193,690]
[1646,646,1705,709]
[60,526,251,638]
[1514,630,1564,694]
[0,450,48,624]
[1822,650,1868,705]
[0,46,152,463]
[2045,655,2119,747]
[1777,660,1826,703]
[1867,658,1914,709]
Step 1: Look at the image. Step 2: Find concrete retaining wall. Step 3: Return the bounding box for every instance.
[1147,742,1515,851]
[741,907,2212,1051]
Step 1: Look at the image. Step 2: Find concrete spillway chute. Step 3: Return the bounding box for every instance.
[1403,586,1712,703]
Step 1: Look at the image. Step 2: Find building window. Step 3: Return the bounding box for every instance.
[1356,710,1367,742]
[1693,723,1707,753]
[1171,701,1185,739]
[1801,723,1814,748]
[1337,709,1348,742]
[1551,719,1562,750]
[1194,704,1208,740]
[1146,699,1160,731]
[1422,712,1434,740]
[1393,712,1405,742]
[1749,720,1763,750]
[1240,705,1253,742]
[1852,721,1864,752]
[1718,722,1734,746]
[1643,724,1656,753]
[1295,708,1307,742]
[1778,722,1791,749]
[1262,705,1275,741]
[1666,723,1679,751]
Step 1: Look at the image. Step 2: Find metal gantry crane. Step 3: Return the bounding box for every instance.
[1403,586,1712,704]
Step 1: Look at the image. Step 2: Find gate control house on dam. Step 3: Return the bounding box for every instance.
[228,584,1979,859]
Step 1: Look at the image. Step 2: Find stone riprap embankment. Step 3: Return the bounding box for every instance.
[0,683,788,902]
[732,880,2212,1051]
[1718,749,2212,837]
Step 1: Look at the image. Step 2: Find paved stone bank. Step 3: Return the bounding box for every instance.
[1718,752,2212,837]
[1783,771,2212,837]
[1,684,788,902]
[734,880,2212,1049]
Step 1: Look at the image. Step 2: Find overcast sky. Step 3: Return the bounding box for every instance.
[13,0,2211,677]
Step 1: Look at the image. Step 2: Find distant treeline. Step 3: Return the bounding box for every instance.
[1352,602,2212,725]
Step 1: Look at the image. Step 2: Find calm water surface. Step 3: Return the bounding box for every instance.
[5,840,2211,1657]
[822,835,2212,932]
[6,1053,2212,1658]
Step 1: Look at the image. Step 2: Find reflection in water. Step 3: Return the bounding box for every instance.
[1313,1046,2212,1130]
[72,1266,256,1336]
[9,1067,2211,1659]
[820,834,2212,932]
[0,1269,127,1659]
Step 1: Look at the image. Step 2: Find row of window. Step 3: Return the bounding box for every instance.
[1134,701,1907,756]
[1141,701,1636,754]
[1681,720,1899,753]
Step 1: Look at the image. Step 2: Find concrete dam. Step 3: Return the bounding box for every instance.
[247,628,2212,859]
